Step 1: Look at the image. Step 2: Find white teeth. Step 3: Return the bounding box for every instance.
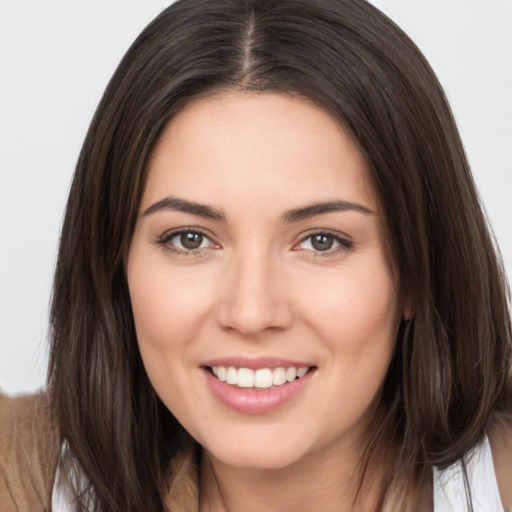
[217,366,226,382]
[237,368,254,388]
[226,366,237,385]
[272,367,287,386]
[297,367,308,378]
[210,365,310,388]
[285,367,297,382]
[254,368,273,388]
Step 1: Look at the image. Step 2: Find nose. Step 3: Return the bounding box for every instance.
[216,249,294,336]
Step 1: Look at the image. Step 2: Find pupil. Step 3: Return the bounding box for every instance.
[312,234,333,251]
[181,233,203,250]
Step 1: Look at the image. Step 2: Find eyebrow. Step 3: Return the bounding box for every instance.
[142,196,373,222]
[281,200,373,223]
[142,196,225,221]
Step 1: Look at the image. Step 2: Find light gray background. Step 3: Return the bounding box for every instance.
[1,0,511,394]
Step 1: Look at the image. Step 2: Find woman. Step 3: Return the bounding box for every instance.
[1,0,511,510]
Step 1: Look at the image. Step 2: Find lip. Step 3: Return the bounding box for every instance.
[201,356,314,370]
[201,363,316,414]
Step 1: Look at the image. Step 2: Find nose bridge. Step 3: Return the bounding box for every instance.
[217,242,292,334]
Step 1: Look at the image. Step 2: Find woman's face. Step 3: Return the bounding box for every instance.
[127,91,402,470]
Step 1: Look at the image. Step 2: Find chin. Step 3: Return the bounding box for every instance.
[206,444,307,470]
[197,427,319,471]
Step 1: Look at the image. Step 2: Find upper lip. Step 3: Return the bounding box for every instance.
[201,357,315,370]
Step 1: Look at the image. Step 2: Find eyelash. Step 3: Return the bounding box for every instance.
[156,228,217,256]
[155,229,353,256]
[293,231,353,256]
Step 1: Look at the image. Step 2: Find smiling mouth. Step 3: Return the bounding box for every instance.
[207,366,313,389]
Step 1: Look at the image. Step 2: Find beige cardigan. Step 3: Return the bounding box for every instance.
[0,393,198,512]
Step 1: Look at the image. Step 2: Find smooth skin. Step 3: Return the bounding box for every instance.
[126,91,512,511]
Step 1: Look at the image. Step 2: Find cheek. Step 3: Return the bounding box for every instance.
[128,259,213,345]
[302,265,399,424]
[126,255,216,402]
[127,261,214,416]
[301,263,399,346]
[297,259,400,414]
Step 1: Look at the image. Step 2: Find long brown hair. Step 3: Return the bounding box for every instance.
[48,0,512,510]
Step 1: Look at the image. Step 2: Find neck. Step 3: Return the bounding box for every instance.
[198,430,387,512]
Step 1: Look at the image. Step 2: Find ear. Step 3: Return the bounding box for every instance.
[402,296,415,321]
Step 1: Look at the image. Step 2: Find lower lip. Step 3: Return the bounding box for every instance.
[202,368,315,414]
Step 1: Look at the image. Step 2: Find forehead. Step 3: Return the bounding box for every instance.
[143,91,378,215]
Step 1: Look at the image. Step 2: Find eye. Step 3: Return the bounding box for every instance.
[295,232,352,254]
[156,228,217,254]
[175,232,208,250]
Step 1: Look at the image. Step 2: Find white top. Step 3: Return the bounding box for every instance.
[434,435,504,512]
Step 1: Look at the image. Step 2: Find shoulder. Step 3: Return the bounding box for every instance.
[0,391,58,451]
[489,415,512,512]
[0,391,60,511]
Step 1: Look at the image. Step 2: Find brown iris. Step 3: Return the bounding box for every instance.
[180,232,204,250]
[311,234,334,251]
